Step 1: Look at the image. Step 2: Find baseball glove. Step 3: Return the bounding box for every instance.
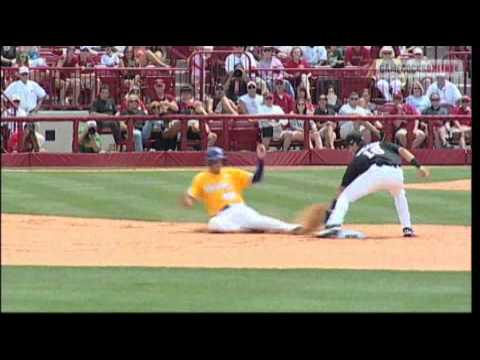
[295,203,329,234]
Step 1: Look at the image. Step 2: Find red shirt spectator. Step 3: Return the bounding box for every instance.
[344,46,372,66]
[452,96,471,126]
[57,47,79,79]
[389,93,419,130]
[273,89,295,114]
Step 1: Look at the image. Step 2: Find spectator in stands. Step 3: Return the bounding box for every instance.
[224,64,249,102]
[55,46,82,106]
[25,47,47,67]
[425,73,462,109]
[145,46,170,67]
[451,95,471,149]
[8,122,46,153]
[290,99,323,149]
[370,46,401,59]
[296,86,314,113]
[119,94,145,152]
[257,46,294,95]
[389,93,426,148]
[369,46,405,102]
[120,46,141,90]
[422,92,450,148]
[79,120,102,153]
[78,47,97,105]
[273,79,296,114]
[361,88,377,114]
[142,101,168,151]
[405,47,430,89]
[406,81,431,113]
[326,85,342,113]
[101,46,121,67]
[344,46,371,67]
[273,46,293,61]
[1,46,16,66]
[118,86,148,114]
[2,95,28,117]
[4,67,47,114]
[145,78,178,112]
[89,85,122,151]
[338,91,372,142]
[207,83,238,114]
[285,47,311,98]
[257,91,292,151]
[314,94,337,149]
[327,46,344,67]
[301,46,327,67]
[238,81,264,115]
[225,46,257,74]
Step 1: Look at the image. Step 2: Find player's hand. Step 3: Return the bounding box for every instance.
[417,166,430,178]
[181,194,194,208]
[256,143,267,160]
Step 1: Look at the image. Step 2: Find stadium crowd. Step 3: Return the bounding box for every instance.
[1,46,471,154]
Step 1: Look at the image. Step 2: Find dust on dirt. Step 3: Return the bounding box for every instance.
[1,214,470,271]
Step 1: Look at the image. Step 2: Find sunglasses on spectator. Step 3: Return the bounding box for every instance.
[155,82,164,86]
[431,98,440,102]
[350,97,359,101]
[264,96,273,100]
[248,85,256,89]
[298,102,305,106]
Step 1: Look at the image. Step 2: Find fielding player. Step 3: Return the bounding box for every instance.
[318,132,430,238]
[182,144,301,233]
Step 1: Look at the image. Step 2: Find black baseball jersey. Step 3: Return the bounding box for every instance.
[341,141,402,187]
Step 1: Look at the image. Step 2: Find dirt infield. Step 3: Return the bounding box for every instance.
[404,179,470,191]
[2,214,470,271]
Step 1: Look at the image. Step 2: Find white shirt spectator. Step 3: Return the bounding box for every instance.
[100,53,120,67]
[425,80,462,107]
[4,80,47,113]
[258,103,285,129]
[338,103,368,132]
[225,52,257,73]
[301,46,327,66]
[238,93,263,114]
[406,95,431,113]
[2,107,28,134]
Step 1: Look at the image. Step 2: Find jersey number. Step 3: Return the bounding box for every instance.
[357,143,385,159]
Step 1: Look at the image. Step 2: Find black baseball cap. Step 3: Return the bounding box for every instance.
[345,132,363,146]
[180,85,193,93]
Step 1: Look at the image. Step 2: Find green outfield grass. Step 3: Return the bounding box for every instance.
[1,166,471,312]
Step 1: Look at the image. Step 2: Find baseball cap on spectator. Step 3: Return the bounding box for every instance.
[19,66,29,75]
[180,85,194,93]
[379,46,394,56]
[413,47,423,55]
[87,120,97,129]
[247,80,256,88]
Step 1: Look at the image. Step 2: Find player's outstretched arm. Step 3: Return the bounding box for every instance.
[398,147,430,178]
[252,144,266,184]
[181,193,196,208]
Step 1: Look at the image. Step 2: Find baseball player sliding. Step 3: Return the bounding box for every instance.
[315,132,430,238]
[182,144,302,233]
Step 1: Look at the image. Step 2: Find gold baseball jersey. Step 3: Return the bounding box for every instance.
[188,168,253,217]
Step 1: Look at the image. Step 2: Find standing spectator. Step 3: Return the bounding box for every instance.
[406,81,431,113]
[273,79,296,114]
[4,67,47,114]
[101,46,121,67]
[90,85,122,151]
[119,94,146,152]
[224,46,257,74]
[314,94,337,149]
[207,83,238,114]
[344,46,372,67]
[285,47,311,97]
[79,120,102,153]
[1,46,16,66]
[301,46,327,67]
[224,64,249,102]
[451,95,471,149]
[389,93,426,148]
[257,92,292,151]
[422,92,450,148]
[290,99,323,149]
[238,81,264,115]
[338,91,372,141]
[425,73,462,109]
[55,46,81,106]
[326,85,342,112]
[369,46,405,102]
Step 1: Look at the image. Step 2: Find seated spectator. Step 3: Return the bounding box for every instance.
[389,93,426,148]
[142,101,169,151]
[406,81,431,113]
[145,78,178,111]
[25,46,47,67]
[257,46,285,91]
[4,66,47,114]
[405,47,430,89]
[301,46,327,67]
[101,46,121,67]
[422,92,450,148]
[326,85,342,113]
[314,95,337,149]
[326,46,345,67]
[257,91,292,151]
[79,120,102,153]
[118,86,148,114]
[296,86,314,113]
[273,79,295,114]
[119,94,146,152]
[1,46,16,66]
[8,122,45,153]
[78,47,97,105]
[338,91,372,142]
[224,46,257,74]
[358,96,383,140]
[344,46,372,67]
[120,46,142,90]
[370,46,401,59]
[55,46,82,106]
[145,46,170,67]
[224,64,249,102]
[425,73,462,109]
[450,95,471,149]
[290,99,322,149]
[207,83,238,114]
[285,47,311,97]
[89,85,122,151]
[369,46,405,102]
[238,81,264,115]
[273,46,293,61]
